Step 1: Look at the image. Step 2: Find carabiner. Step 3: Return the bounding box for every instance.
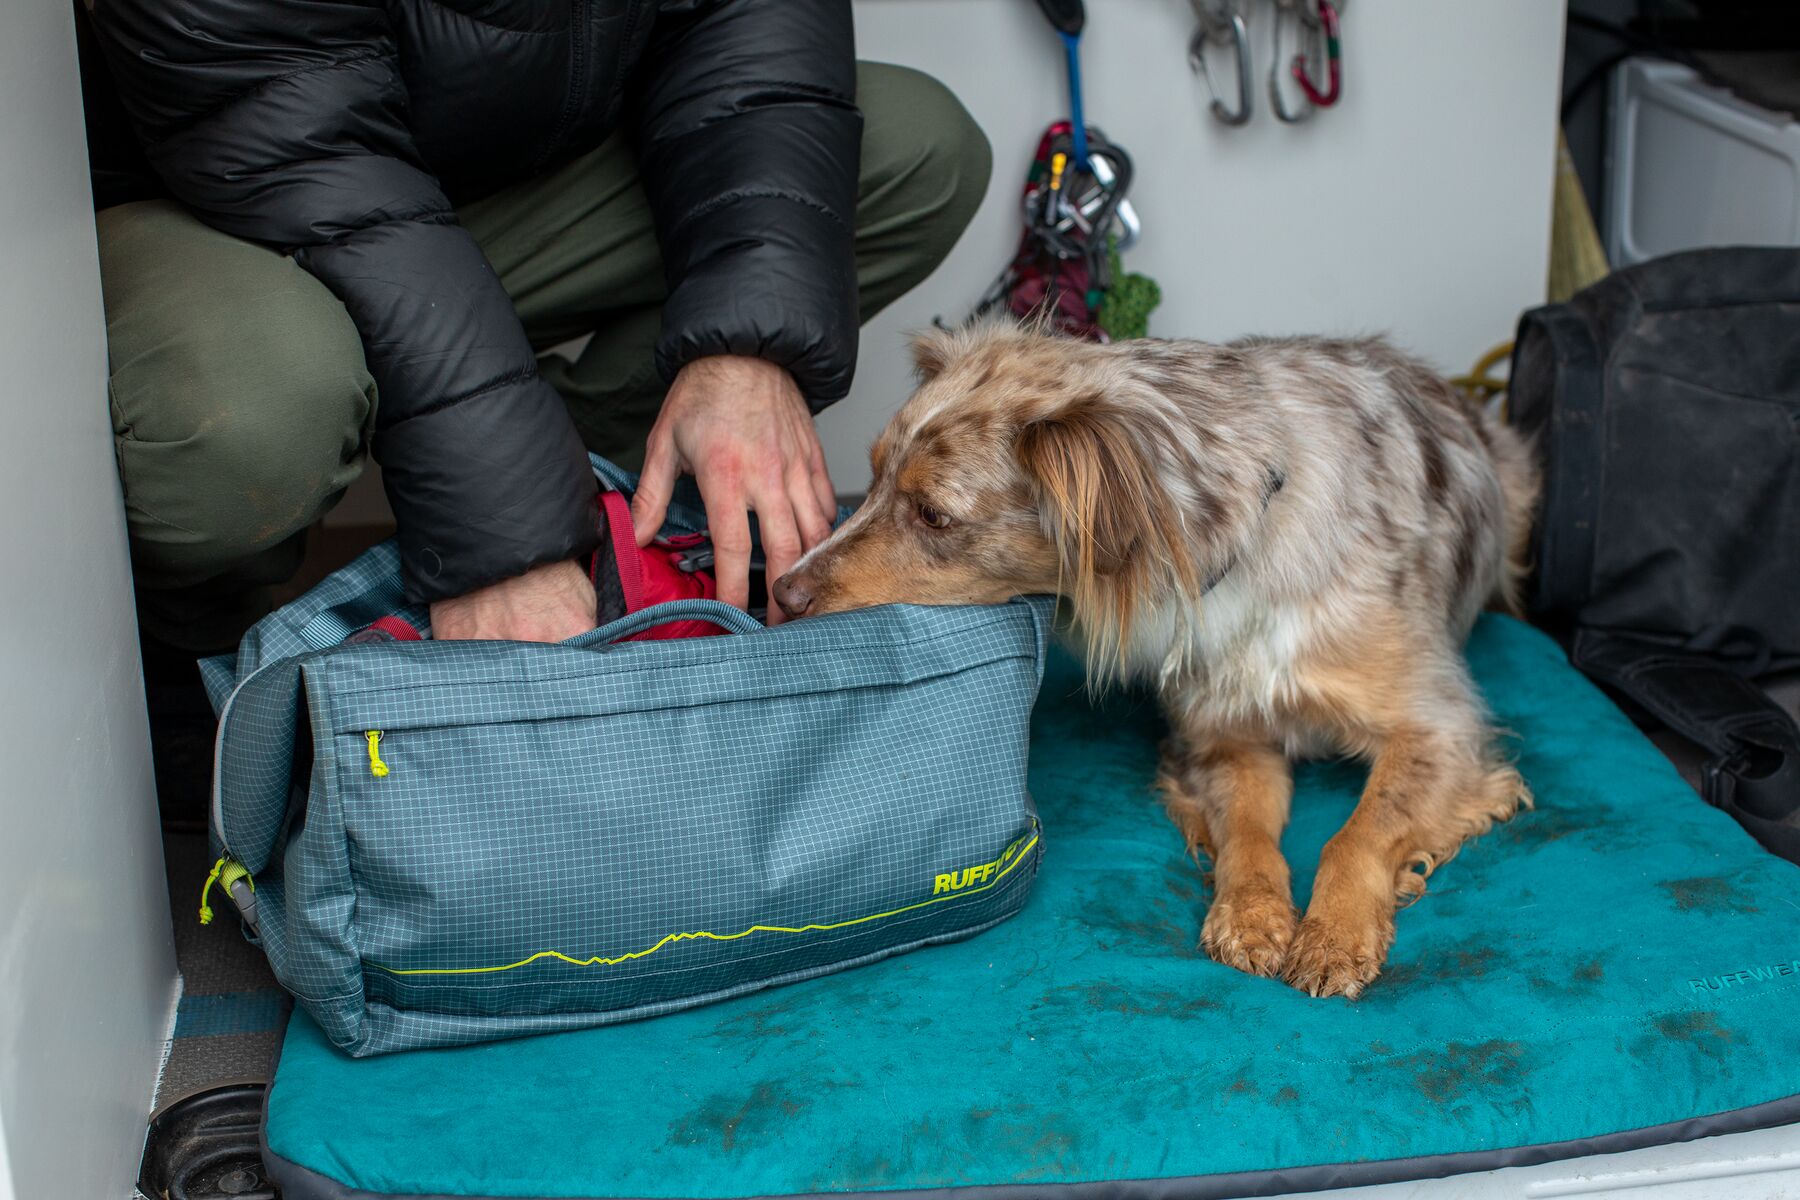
[1268,0,1314,124]
[1187,2,1252,127]
[1292,0,1342,108]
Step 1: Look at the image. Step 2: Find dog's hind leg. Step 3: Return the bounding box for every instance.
[1160,736,1299,978]
[1283,723,1529,999]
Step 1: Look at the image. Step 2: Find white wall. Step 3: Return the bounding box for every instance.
[0,5,179,1199]
[820,0,1568,487]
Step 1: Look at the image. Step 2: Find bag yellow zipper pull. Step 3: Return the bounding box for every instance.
[367,730,390,778]
[199,856,226,924]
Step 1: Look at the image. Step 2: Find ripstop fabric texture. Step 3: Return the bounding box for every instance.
[263,614,1800,1199]
[204,458,1049,1056]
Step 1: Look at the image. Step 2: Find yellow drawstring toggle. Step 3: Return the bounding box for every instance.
[367,730,390,778]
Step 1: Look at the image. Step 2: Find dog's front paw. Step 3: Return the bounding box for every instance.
[1201,886,1299,978]
[1282,908,1394,999]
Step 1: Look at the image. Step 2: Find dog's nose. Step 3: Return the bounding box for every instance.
[772,572,816,619]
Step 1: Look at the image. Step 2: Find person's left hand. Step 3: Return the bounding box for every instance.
[631,355,837,624]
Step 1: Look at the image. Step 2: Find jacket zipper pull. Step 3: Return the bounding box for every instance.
[367,730,390,778]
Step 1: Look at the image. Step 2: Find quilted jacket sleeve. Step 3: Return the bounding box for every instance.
[632,0,863,408]
[89,0,598,604]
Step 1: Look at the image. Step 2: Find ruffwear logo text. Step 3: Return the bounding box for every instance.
[1688,960,1800,993]
[933,835,1030,895]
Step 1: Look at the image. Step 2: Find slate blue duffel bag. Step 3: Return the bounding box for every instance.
[198,457,1049,1057]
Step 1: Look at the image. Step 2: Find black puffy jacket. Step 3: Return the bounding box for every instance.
[89,0,862,602]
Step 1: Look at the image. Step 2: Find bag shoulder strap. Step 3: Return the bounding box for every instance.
[1514,303,1608,620]
[1574,629,1800,860]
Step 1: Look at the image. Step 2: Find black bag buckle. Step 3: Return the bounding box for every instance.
[1704,743,1800,825]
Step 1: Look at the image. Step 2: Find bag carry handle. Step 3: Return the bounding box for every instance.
[565,599,765,648]
[345,599,761,649]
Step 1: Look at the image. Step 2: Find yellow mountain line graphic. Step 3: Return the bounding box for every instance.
[372,829,1040,978]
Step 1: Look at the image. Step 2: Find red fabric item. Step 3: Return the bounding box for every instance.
[345,614,425,644]
[368,615,424,642]
[597,490,725,642]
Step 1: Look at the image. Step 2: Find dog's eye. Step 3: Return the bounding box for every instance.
[917,503,953,529]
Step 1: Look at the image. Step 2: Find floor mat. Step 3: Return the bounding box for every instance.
[156,832,288,1107]
[261,616,1800,1199]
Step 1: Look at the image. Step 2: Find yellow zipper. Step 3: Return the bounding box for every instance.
[366,730,390,778]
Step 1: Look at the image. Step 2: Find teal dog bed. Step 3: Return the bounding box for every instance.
[262,616,1800,1199]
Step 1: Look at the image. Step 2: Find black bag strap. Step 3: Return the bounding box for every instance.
[1511,303,1606,620]
[1574,629,1800,861]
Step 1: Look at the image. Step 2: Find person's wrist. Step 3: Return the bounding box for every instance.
[428,557,595,643]
[674,353,790,388]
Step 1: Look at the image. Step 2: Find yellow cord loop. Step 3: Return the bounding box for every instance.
[366,730,390,778]
[198,856,226,925]
[199,857,256,926]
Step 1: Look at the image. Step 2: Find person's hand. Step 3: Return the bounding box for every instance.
[430,558,596,643]
[631,355,836,624]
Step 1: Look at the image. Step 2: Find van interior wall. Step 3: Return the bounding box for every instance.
[818,0,1568,488]
[0,6,179,1199]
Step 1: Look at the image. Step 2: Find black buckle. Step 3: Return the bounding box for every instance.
[1703,744,1800,824]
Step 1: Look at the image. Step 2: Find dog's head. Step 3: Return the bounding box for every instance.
[774,324,1227,673]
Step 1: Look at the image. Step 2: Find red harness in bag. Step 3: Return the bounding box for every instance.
[595,490,725,642]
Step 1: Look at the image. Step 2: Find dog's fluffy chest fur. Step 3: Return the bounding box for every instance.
[1120,561,1347,758]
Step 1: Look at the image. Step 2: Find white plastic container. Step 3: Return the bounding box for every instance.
[1606,58,1800,267]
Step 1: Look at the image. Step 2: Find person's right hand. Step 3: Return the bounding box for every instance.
[630,355,837,624]
[429,558,596,643]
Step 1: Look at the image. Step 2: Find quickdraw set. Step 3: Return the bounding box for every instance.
[971,0,1160,342]
[1189,0,1347,126]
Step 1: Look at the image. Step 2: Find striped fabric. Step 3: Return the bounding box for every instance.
[203,457,1052,1056]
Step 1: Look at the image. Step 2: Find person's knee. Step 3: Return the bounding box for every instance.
[119,372,373,585]
[855,64,994,293]
[108,253,376,582]
[878,66,993,234]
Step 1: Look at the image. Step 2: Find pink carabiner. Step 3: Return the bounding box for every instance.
[1292,0,1341,108]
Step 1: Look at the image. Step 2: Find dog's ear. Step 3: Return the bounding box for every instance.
[908,327,960,381]
[1016,398,1156,578]
[1017,396,1201,674]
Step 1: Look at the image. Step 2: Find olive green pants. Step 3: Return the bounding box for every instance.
[100,63,990,651]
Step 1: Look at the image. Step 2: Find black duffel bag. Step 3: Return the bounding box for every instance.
[1510,246,1800,862]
